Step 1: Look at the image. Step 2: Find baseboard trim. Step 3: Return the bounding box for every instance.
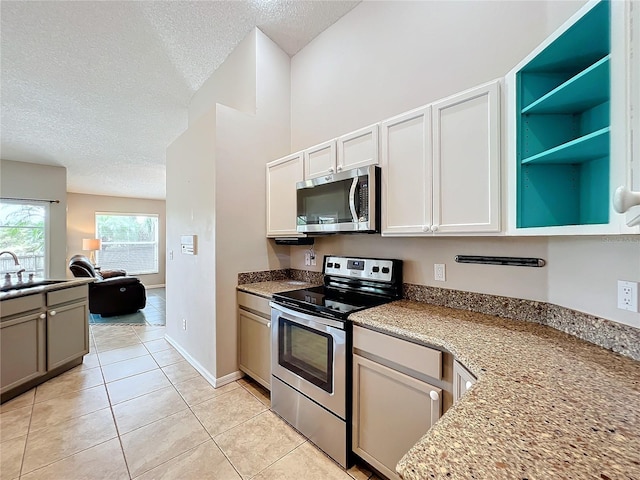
[164,334,243,388]
[145,284,166,289]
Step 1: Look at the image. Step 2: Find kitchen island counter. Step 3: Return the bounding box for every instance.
[349,300,640,479]
[0,277,94,301]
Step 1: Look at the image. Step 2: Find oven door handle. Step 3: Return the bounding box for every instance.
[270,303,345,330]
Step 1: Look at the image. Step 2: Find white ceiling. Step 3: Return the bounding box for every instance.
[0,0,359,200]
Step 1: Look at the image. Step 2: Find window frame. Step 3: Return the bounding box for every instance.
[0,200,50,278]
[95,212,159,276]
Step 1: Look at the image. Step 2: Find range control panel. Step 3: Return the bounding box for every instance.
[324,256,395,282]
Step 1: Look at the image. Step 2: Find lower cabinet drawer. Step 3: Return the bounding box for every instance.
[353,325,442,380]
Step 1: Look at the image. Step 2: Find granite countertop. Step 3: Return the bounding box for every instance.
[237,279,320,299]
[349,300,640,479]
[0,278,94,301]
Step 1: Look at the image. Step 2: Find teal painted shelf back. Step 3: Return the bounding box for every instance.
[516,0,611,229]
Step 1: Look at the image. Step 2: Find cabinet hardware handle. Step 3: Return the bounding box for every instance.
[328,168,334,174]
[613,185,640,213]
[267,322,271,328]
[422,225,430,232]
[337,165,343,172]
[431,225,439,232]
[465,381,473,390]
[429,390,440,401]
[39,313,46,319]
[49,310,57,316]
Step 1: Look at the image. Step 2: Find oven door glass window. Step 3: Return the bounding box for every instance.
[278,317,333,393]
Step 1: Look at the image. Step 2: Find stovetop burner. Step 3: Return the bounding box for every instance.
[272,255,403,320]
[273,285,392,319]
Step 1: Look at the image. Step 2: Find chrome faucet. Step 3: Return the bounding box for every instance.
[0,250,20,266]
[0,251,22,284]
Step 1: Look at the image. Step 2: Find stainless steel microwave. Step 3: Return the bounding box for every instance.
[296,165,380,234]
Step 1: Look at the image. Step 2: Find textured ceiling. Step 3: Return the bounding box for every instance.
[0,0,359,200]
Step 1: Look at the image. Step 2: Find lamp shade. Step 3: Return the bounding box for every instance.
[82,238,102,251]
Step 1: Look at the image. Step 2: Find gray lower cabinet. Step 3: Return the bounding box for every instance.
[352,326,443,480]
[1,284,89,399]
[46,286,89,370]
[237,291,271,390]
[0,309,46,393]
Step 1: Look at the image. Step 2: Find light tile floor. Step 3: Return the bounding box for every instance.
[0,324,381,480]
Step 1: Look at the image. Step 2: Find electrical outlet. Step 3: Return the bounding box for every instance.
[182,318,187,330]
[311,253,316,266]
[617,280,639,312]
[304,252,311,266]
[434,264,446,282]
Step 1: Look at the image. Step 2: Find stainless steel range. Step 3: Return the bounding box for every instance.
[270,255,402,468]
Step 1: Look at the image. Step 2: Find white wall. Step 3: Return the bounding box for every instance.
[188,30,257,125]
[0,159,67,278]
[66,192,166,286]
[166,109,218,376]
[548,236,640,328]
[166,29,291,381]
[214,31,291,376]
[289,0,639,328]
[291,0,562,151]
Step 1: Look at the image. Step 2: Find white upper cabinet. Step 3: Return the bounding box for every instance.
[381,80,501,236]
[337,124,379,172]
[432,80,501,233]
[506,0,638,235]
[381,106,433,235]
[304,140,337,180]
[304,125,380,181]
[266,152,304,237]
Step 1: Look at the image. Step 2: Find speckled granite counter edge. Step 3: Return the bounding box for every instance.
[0,277,94,301]
[238,269,323,285]
[404,283,640,361]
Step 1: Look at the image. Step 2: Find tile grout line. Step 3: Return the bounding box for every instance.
[248,440,310,480]
[99,343,134,480]
[16,390,36,479]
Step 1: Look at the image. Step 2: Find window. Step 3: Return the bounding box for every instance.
[95,213,159,275]
[0,201,48,277]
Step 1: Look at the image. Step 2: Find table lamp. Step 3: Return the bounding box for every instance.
[82,238,102,266]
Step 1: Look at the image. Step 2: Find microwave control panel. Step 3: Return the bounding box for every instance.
[324,256,394,282]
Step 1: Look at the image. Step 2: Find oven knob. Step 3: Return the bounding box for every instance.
[334,263,341,268]
[372,266,380,273]
[381,267,390,274]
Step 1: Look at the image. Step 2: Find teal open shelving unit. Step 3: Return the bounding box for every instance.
[516,0,611,228]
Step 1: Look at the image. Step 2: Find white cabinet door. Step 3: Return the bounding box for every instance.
[432,80,501,233]
[266,152,304,237]
[352,353,441,480]
[337,124,379,172]
[304,140,337,180]
[381,106,433,235]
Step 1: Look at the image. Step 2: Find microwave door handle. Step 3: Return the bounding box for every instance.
[349,177,358,223]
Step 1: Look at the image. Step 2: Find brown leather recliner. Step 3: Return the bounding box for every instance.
[68,254,146,316]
